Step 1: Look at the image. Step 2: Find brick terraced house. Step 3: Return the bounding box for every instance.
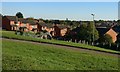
[2,15,70,37]
[96,27,118,42]
[2,16,19,30]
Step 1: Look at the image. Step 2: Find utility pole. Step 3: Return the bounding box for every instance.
[91,14,95,45]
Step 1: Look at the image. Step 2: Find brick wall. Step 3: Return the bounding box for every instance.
[2,17,11,30]
[106,29,118,42]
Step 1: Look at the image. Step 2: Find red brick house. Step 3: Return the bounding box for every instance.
[2,16,20,30]
[97,27,118,42]
[37,23,54,32]
[37,23,70,37]
[106,28,118,42]
[2,16,39,32]
[2,15,70,37]
[0,14,2,28]
[53,24,70,37]
[18,18,38,32]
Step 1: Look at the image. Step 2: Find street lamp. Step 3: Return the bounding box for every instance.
[91,14,95,45]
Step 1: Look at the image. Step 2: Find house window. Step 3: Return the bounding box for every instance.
[42,26,46,30]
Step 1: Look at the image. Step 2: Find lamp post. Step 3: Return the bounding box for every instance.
[91,14,95,45]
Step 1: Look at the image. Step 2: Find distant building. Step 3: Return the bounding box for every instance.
[18,18,38,32]
[0,14,2,28]
[112,25,120,34]
[96,27,118,42]
[37,23,70,37]
[2,16,19,30]
[2,15,70,37]
[53,25,70,37]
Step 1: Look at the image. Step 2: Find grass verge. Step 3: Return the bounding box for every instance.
[2,39,119,70]
[1,30,120,54]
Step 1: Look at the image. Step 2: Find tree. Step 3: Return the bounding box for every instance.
[72,21,99,43]
[116,34,120,44]
[16,12,23,18]
[26,17,34,20]
[87,21,99,42]
[116,34,120,50]
[98,34,113,45]
[52,20,60,24]
[39,18,44,21]
[44,19,49,23]
[77,23,88,41]
[117,20,120,25]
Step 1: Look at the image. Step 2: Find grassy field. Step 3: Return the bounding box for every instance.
[2,39,119,70]
[1,30,120,54]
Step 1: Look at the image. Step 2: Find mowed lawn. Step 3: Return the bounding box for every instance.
[2,31,120,54]
[2,39,119,70]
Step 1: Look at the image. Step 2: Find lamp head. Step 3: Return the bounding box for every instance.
[91,14,95,16]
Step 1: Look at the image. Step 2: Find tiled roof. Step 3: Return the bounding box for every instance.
[71,27,80,32]
[112,25,120,34]
[4,16,18,21]
[18,18,27,23]
[57,25,68,29]
[18,18,37,25]
[96,28,110,35]
[39,23,53,28]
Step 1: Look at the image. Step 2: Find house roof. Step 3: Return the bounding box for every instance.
[46,24,53,28]
[4,16,18,22]
[18,18,27,23]
[39,23,53,28]
[18,18,37,25]
[96,27,110,35]
[112,25,120,34]
[57,25,69,29]
[27,20,37,25]
[71,27,80,32]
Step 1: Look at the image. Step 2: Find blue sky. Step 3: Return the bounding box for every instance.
[2,2,118,21]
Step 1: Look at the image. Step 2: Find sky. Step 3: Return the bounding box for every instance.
[1,2,118,21]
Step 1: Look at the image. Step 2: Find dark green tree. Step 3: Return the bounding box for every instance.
[98,34,113,45]
[75,21,99,44]
[77,23,87,40]
[116,34,120,44]
[87,21,99,42]
[26,17,34,20]
[16,12,23,18]
[117,20,120,25]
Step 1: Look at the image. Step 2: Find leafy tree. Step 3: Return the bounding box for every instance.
[117,20,120,25]
[16,12,23,18]
[99,20,104,23]
[116,34,120,50]
[116,34,120,44]
[87,21,99,42]
[44,19,49,23]
[26,17,34,20]
[52,20,60,24]
[70,21,99,43]
[98,34,113,45]
[77,23,87,40]
[39,18,44,21]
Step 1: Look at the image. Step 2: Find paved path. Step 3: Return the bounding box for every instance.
[2,38,120,57]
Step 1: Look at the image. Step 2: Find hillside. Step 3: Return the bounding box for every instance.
[2,39,119,70]
[1,31,120,54]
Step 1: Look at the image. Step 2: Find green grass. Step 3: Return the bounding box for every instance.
[2,39,119,70]
[1,30,120,54]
